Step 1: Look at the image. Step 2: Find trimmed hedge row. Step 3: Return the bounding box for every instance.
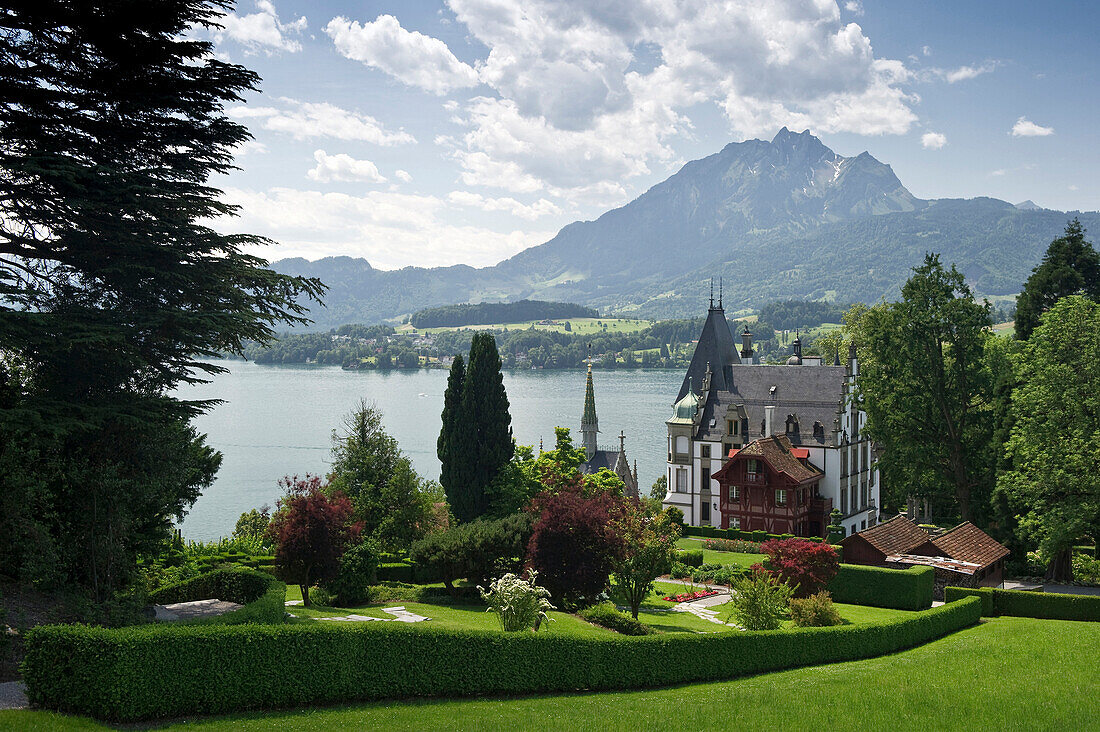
[944,586,1100,621]
[23,598,981,721]
[827,565,934,611]
[148,568,285,625]
[683,526,809,543]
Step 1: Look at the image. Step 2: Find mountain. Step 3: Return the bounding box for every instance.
[271,129,1099,329]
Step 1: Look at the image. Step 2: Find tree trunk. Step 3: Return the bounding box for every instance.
[1044,548,1074,583]
[443,576,456,599]
[301,583,311,607]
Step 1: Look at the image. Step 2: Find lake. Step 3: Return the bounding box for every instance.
[176,361,684,540]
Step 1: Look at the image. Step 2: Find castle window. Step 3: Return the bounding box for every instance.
[729,485,740,501]
[676,469,688,493]
[702,503,711,522]
[701,444,711,458]
[775,489,787,506]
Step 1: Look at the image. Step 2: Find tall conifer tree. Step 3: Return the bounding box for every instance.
[450,333,513,522]
[0,0,323,600]
[438,354,466,513]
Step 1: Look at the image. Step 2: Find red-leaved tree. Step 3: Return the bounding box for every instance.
[267,475,362,606]
[525,473,628,609]
[756,538,840,598]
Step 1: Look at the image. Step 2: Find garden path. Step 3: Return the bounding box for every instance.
[315,607,429,623]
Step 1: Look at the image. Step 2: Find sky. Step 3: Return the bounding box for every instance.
[204,0,1100,270]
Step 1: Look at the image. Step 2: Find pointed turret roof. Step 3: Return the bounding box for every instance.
[581,362,598,432]
[676,303,740,400]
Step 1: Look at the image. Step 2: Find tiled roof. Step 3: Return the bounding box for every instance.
[844,516,934,556]
[932,522,1010,569]
[735,434,822,484]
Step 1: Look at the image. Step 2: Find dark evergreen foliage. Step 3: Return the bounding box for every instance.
[757,300,848,331]
[410,299,597,328]
[1014,219,1100,340]
[0,0,323,601]
[438,354,466,513]
[449,333,513,522]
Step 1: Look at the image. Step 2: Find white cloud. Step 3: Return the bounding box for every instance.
[217,0,307,54]
[921,131,947,149]
[447,191,562,220]
[439,0,921,196]
[922,46,932,56]
[229,98,415,145]
[218,187,553,268]
[231,139,268,156]
[326,15,480,95]
[307,150,387,183]
[844,1,864,16]
[394,169,413,183]
[1011,116,1054,137]
[1069,184,1079,191]
[991,169,1006,176]
[942,62,997,83]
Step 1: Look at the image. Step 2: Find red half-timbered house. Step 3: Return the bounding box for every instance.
[711,434,832,537]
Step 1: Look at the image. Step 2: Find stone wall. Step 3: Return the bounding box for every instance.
[883,561,979,601]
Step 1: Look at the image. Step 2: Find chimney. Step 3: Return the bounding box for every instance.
[764,405,775,436]
[740,327,753,360]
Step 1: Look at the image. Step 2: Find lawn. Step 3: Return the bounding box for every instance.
[674,536,762,568]
[283,586,612,638]
[6,617,1095,730]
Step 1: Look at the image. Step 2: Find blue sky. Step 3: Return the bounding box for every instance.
[206,0,1099,269]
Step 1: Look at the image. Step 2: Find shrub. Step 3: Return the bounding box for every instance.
[664,506,684,528]
[409,514,533,593]
[669,562,693,579]
[789,591,842,627]
[759,538,839,598]
[366,582,480,605]
[324,537,380,606]
[702,538,763,554]
[579,602,653,636]
[728,569,794,630]
[147,568,285,625]
[478,572,554,632]
[677,549,704,567]
[22,598,981,721]
[692,564,749,586]
[827,565,933,610]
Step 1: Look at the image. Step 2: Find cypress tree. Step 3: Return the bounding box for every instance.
[438,354,466,512]
[453,333,513,522]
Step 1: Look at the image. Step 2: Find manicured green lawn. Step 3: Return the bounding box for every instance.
[283,586,612,638]
[7,617,1096,730]
[674,536,762,567]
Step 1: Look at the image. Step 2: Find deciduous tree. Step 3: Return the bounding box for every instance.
[611,509,679,619]
[996,296,1100,582]
[858,255,994,521]
[267,475,361,607]
[758,538,839,597]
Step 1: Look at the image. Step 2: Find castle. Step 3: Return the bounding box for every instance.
[662,297,879,538]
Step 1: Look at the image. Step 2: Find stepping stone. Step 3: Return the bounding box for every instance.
[285,600,303,606]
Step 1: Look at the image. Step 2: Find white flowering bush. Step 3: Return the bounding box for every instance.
[478,571,555,632]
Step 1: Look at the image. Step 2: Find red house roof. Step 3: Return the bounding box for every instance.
[932,522,1010,569]
[841,515,937,557]
[713,434,821,485]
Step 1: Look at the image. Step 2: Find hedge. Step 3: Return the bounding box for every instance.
[579,603,653,636]
[682,526,822,544]
[827,565,933,611]
[945,586,1100,621]
[147,568,285,625]
[675,549,704,568]
[23,598,980,721]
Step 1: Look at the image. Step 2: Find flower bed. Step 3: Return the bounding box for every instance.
[663,590,720,603]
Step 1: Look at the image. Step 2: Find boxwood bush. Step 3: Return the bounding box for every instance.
[147,568,285,625]
[579,603,653,635]
[676,549,704,568]
[827,565,933,611]
[22,598,980,721]
[945,586,1100,621]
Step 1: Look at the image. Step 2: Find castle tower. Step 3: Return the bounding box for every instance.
[581,361,599,460]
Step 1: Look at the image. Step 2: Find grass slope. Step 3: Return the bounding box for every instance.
[5,617,1094,730]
